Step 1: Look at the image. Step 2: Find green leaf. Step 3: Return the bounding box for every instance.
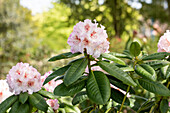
[19,92,28,104]
[130,42,141,57]
[86,71,111,105]
[110,88,130,106]
[9,100,20,113]
[101,53,126,65]
[98,61,137,86]
[48,52,81,61]
[64,58,88,86]
[160,99,168,113]
[72,91,88,105]
[160,65,169,79]
[138,79,170,96]
[146,60,170,69]
[107,75,135,94]
[137,100,155,112]
[29,93,48,112]
[0,95,18,113]
[120,67,134,72]
[54,79,85,96]
[43,65,70,85]
[17,103,29,113]
[142,52,170,61]
[109,52,132,59]
[38,89,57,99]
[135,64,157,81]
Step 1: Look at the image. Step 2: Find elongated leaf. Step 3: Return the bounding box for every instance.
[43,65,70,85]
[130,42,141,57]
[101,53,126,65]
[107,75,135,94]
[98,61,137,86]
[29,93,48,112]
[72,91,88,105]
[54,80,85,96]
[0,95,18,113]
[9,100,20,113]
[135,64,157,81]
[146,60,170,69]
[48,52,81,61]
[160,99,168,113]
[109,52,132,59]
[64,58,88,86]
[137,100,155,112]
[38,90,57,99]
[86,71,111,105]
[138,79,170,96]
[160,65,169,79]
[19,92,28,104]
[17,103,29,113]
[110,88,130,105]
[142,52,170,61]
[165,65,170,78]
[120,67,134,72]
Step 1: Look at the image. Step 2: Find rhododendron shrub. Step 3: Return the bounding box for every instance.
[0,63,58,113]
[1,20,170,113]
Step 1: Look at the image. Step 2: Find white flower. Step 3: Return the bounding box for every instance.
[41,71,63,92]
[46,99,59,110]
[157,30,170,52]
[0,80,13,103]
[6,62,42,95]
[68,19,109,58]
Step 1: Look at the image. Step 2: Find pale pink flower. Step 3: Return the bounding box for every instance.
[157,30,170,52]
[0,80,13,103]
[68,19,109,58]
[6,62,42,95]
[41,71,63,92]
[47,99,59,110]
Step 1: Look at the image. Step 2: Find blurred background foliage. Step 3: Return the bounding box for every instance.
[0,0,170,79]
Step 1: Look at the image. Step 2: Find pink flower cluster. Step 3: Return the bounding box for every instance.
[68,19,109,58]
[41,71,63,92]
[0,80,13,103]
[6,62,42,95]
[158,30,170,52]
[47,99,59,110]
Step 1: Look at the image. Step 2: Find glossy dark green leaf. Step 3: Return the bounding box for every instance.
[72,91,88,105]
[130,42,141,57]
[107,75,135,94]
[43,65,70,85]
[19,92,28,104]
[110,88,130,106]
[146,60,170,69]
[142,52,170,61]
[9,100,20,113]
[38,89,57,99]
[48,52,81,61]
[17,103,29,113]
[138,79,170,96]
[109,52,132,59]
[137,100,155,112]
[98,61,137,86]
[54,80,85,96]
[86,71,111,105]
[101,53,126,65]
[64,58,88,86]
[135,64,157,81]
[29,93,48,112]
[160,99,168,113]
[0,95,18,113]
[160,65,169,79]
[120,67,134,72]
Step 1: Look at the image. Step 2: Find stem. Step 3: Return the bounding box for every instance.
[118,85,130,113]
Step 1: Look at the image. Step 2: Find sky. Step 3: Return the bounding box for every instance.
[20,0,153,15]
[20,0,54,15]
